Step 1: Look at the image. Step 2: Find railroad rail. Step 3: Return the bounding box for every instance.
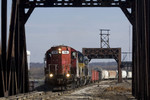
[0,83,94,100]
[0,80,135,100]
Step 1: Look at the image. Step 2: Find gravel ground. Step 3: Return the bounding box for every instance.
[0,80,135,100]
[55,80,135,100]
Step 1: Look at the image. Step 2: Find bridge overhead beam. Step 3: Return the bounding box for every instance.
[82,48,122,83]
[24,0,132,8]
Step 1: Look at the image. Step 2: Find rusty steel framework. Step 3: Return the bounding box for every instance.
[0,0,150,99]
[100,29,110,48]
[82,48,122,82]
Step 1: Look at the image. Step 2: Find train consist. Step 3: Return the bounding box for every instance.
[44,45,89,88]
[44,45,132,88]
[91,69,132,82]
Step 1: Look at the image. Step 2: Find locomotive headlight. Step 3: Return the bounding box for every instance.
[49,74,53,78]
[58,48,62,54]
[66,73,70,78]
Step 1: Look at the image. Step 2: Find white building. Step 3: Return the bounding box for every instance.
[27,51,31,70]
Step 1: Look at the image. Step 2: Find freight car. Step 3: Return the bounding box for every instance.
[81,68,132,84]
[91,70,99,82]
[44,45,89,88]
[91,68,132,81]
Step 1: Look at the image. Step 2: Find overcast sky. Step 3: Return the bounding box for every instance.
[0,2,132,63]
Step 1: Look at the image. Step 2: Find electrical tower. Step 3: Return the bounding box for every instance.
[100,29,110,48]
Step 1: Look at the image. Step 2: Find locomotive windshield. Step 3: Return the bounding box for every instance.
[78,52,84,63]
[71,52,76,59]
[84,56,89,65]
[47,52,51,59]
[51,50,58,54]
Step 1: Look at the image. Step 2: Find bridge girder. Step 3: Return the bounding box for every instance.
[82,48,122,82]
[24,0,132,8]
[1,0,150,100]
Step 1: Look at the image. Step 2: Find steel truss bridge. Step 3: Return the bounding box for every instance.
[1,0,150,99]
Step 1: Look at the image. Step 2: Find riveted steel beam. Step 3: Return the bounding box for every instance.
[24,7,35,24]
[82,48,122,82]
[133,0,150,99]
[24,0,132,8]
[120,7,134,24]
[1,0,8,97]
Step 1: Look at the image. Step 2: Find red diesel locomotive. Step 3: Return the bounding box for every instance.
[44,45,89,87]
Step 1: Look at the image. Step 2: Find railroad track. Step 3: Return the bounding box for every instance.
[0,80,134,100]
[0,83,94,100]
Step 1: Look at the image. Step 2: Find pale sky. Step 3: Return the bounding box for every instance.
[0,2,132,63]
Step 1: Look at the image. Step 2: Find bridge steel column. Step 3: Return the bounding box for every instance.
[133,0,150,99]
[0,0,29,97]
[132,0,137,98]
[11,0,29,94]
[148,0,150,99]
[1,0,7,97]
